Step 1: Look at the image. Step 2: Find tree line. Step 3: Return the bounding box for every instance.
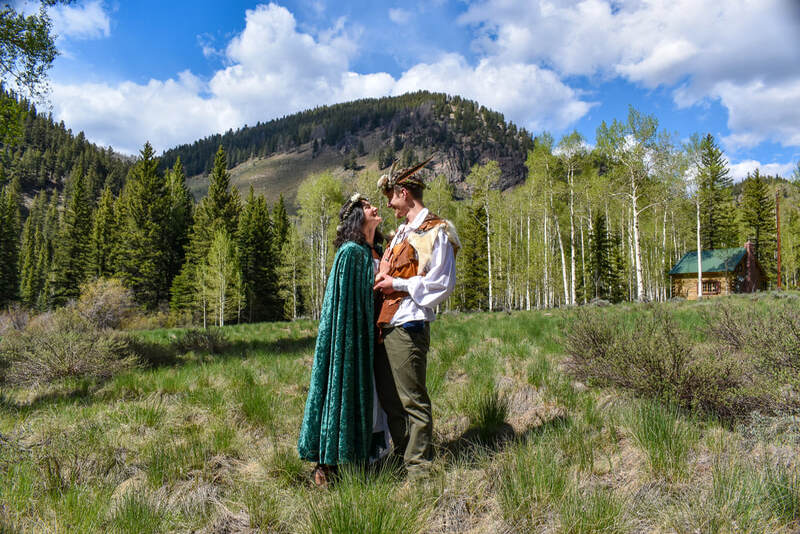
[1,98,799,320]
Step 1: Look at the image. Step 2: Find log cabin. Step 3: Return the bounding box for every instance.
[669,241,766,299]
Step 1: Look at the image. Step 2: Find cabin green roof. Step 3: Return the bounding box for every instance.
[669,247,746,275]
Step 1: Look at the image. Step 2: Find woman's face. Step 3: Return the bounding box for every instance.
[361,200,382,232]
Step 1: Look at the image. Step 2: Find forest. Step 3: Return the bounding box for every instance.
[1,87,799,324]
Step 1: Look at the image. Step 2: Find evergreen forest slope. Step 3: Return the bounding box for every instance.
[161,91,536,206]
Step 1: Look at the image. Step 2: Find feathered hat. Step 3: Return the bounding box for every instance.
[377,156,434,193]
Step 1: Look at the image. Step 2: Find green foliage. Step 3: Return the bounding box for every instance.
[0,4,58,96]
[740,169,776,281]
[171,146,240,319]
[201,228,243,326]
[696,134,737,249]
[459,202,488,310]
[113,143,174,309]
[0,179,20,305]
[51,166,93,305]
[238,186,281,322]
[88,186,117,278]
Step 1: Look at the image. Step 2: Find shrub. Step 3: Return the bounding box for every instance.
[0,308,136,386]
[174,328,229,354]
[75,278,135,330]
[564,307,775,420]
[708,300,800,404]
[0,303,30,335]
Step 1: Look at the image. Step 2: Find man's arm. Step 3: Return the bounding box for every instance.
[375,229,455,307]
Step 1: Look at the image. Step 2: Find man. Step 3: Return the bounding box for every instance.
[373,159,459,478]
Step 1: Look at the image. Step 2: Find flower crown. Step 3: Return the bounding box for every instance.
[340,193,368,221]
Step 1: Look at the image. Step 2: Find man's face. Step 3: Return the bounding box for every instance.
[384,188,410,220]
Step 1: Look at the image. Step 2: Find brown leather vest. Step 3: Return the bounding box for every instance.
[377,213,444,326]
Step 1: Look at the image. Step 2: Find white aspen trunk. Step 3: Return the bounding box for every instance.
[696,198,703,300]
[552,207,569,307]
[485,197,493,311]
[580,220,586,304]
[662,207,667,301]
[526,213,531,310]
[543,204,550,308]
[569,170,576,306]
[631,179,645,301]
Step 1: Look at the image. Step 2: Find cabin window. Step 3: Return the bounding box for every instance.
[702,279,720,295]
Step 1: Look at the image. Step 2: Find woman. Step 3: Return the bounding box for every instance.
[297,193,389,487]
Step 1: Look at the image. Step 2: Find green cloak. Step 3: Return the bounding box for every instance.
[297,241,378,465]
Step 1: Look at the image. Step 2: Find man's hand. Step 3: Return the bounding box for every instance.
[373,272,395,294]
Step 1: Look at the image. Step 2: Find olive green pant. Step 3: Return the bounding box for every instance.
[374,323,432,474]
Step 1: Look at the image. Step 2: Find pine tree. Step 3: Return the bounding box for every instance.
[272,194,289,247]
[51,166,93,305]
[88,186,116,278]
[18,190,47,305]
[740,169,776,282]
[238,186,281,322]
[164,157,193,285]
[0,179,21,305]
[697,134,736,249]
[170,145,240,316]
[588,213,613,300]
[460,202,489,311]
[114,142,172,308]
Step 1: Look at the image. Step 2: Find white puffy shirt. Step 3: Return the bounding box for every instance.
[387,208,457,325]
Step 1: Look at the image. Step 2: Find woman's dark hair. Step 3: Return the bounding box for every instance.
[333,199,384,250]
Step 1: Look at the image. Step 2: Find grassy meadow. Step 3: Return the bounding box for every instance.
[1,295,800,533]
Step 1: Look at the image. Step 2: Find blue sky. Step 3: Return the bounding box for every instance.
[37,0,800,179]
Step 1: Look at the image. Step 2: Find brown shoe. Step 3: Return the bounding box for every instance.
[312,464,328,488]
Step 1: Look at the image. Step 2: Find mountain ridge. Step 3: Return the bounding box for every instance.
[160,91,536,205]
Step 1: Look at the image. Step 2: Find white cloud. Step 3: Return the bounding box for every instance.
[51,0,110,40]
[460,0,800,150]
[393,54,594,132]
[388,8,412,24]
[728,159,797,181]
[50,2,594,155]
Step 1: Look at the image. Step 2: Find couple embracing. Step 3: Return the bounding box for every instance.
[297,160,459,486]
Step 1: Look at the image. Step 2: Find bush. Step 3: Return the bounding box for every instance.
[75,278,135,330]
[564,306,775,420]
[174,328,229,354]
[0,308,136,386]
[709,300,800,398]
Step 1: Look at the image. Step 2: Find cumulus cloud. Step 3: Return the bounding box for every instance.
[728,159,798,181]
[460,0,800,150]
[51,0,110,40]
[50,2,593,154]
[393,54,594,132]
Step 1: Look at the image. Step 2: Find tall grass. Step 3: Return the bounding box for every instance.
[624,399,698,481]
[497,434,569,530]
[305,465,425,534]
[110,492,167,534]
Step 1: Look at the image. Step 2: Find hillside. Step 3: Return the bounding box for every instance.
[0,88,132,208]
[162,91,536,206]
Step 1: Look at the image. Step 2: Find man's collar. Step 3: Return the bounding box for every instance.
[405,207,429,230]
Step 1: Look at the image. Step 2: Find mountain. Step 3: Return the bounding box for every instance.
[160,91,536,206]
